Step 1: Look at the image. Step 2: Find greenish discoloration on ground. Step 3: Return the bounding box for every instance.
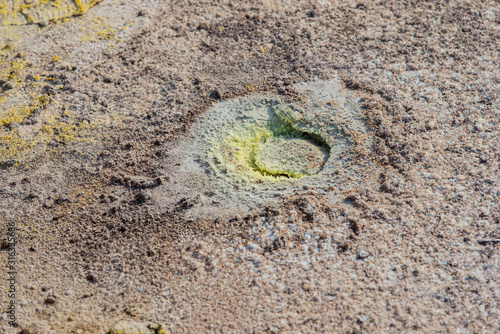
[212,104,331,181]
[0,0,132,168]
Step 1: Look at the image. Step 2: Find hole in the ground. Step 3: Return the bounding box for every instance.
[211,102,332,181]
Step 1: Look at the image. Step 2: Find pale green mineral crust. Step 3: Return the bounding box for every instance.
[0,0,101,26]
[208,101,332,183]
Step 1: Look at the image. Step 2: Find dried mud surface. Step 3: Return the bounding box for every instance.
[0,0,499,333]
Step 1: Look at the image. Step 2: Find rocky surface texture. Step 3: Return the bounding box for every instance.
[0,0,499,333]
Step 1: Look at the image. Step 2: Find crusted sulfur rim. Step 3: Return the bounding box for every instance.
[208,101,332,182]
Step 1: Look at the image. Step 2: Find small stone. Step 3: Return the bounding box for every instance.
[213,88,222,99]
[2,81,13,91]
[357,314,369,323]
[127,176,160,188]
[177,196,200,210]
[86,273,97,283]
[357,251,369,259]
[39,20,49,27]
[339,242,351,252]
[134,191,151,204]
[1,240,10,250]
[148,324,169,334]
[45,295,56,304]
[42,85,55,95]
[272,236,286,251]
[350,219,363,235]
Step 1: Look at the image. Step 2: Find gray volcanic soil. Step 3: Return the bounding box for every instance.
[1,0,499,333]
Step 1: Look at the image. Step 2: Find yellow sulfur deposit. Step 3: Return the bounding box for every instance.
[216,126,274,181]
[0,95,48,127]
[208,102,332,182]
[0,0,102,26]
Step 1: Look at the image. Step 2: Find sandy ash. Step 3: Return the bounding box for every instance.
[0,0,499,333]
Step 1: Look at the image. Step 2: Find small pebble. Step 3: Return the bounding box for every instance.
[357,251,369,259]
[45,295,56,304]
[2,82,13,90]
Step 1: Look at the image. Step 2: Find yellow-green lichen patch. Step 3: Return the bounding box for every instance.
[1,56,28,82]
[79,16,131,45]
[0,95,48,127]
[0,104,94,166]
[0,0,102,26]
[40,120,88,144]
[0,134,32,162]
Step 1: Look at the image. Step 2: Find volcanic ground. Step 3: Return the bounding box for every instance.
[0,0,499,333]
